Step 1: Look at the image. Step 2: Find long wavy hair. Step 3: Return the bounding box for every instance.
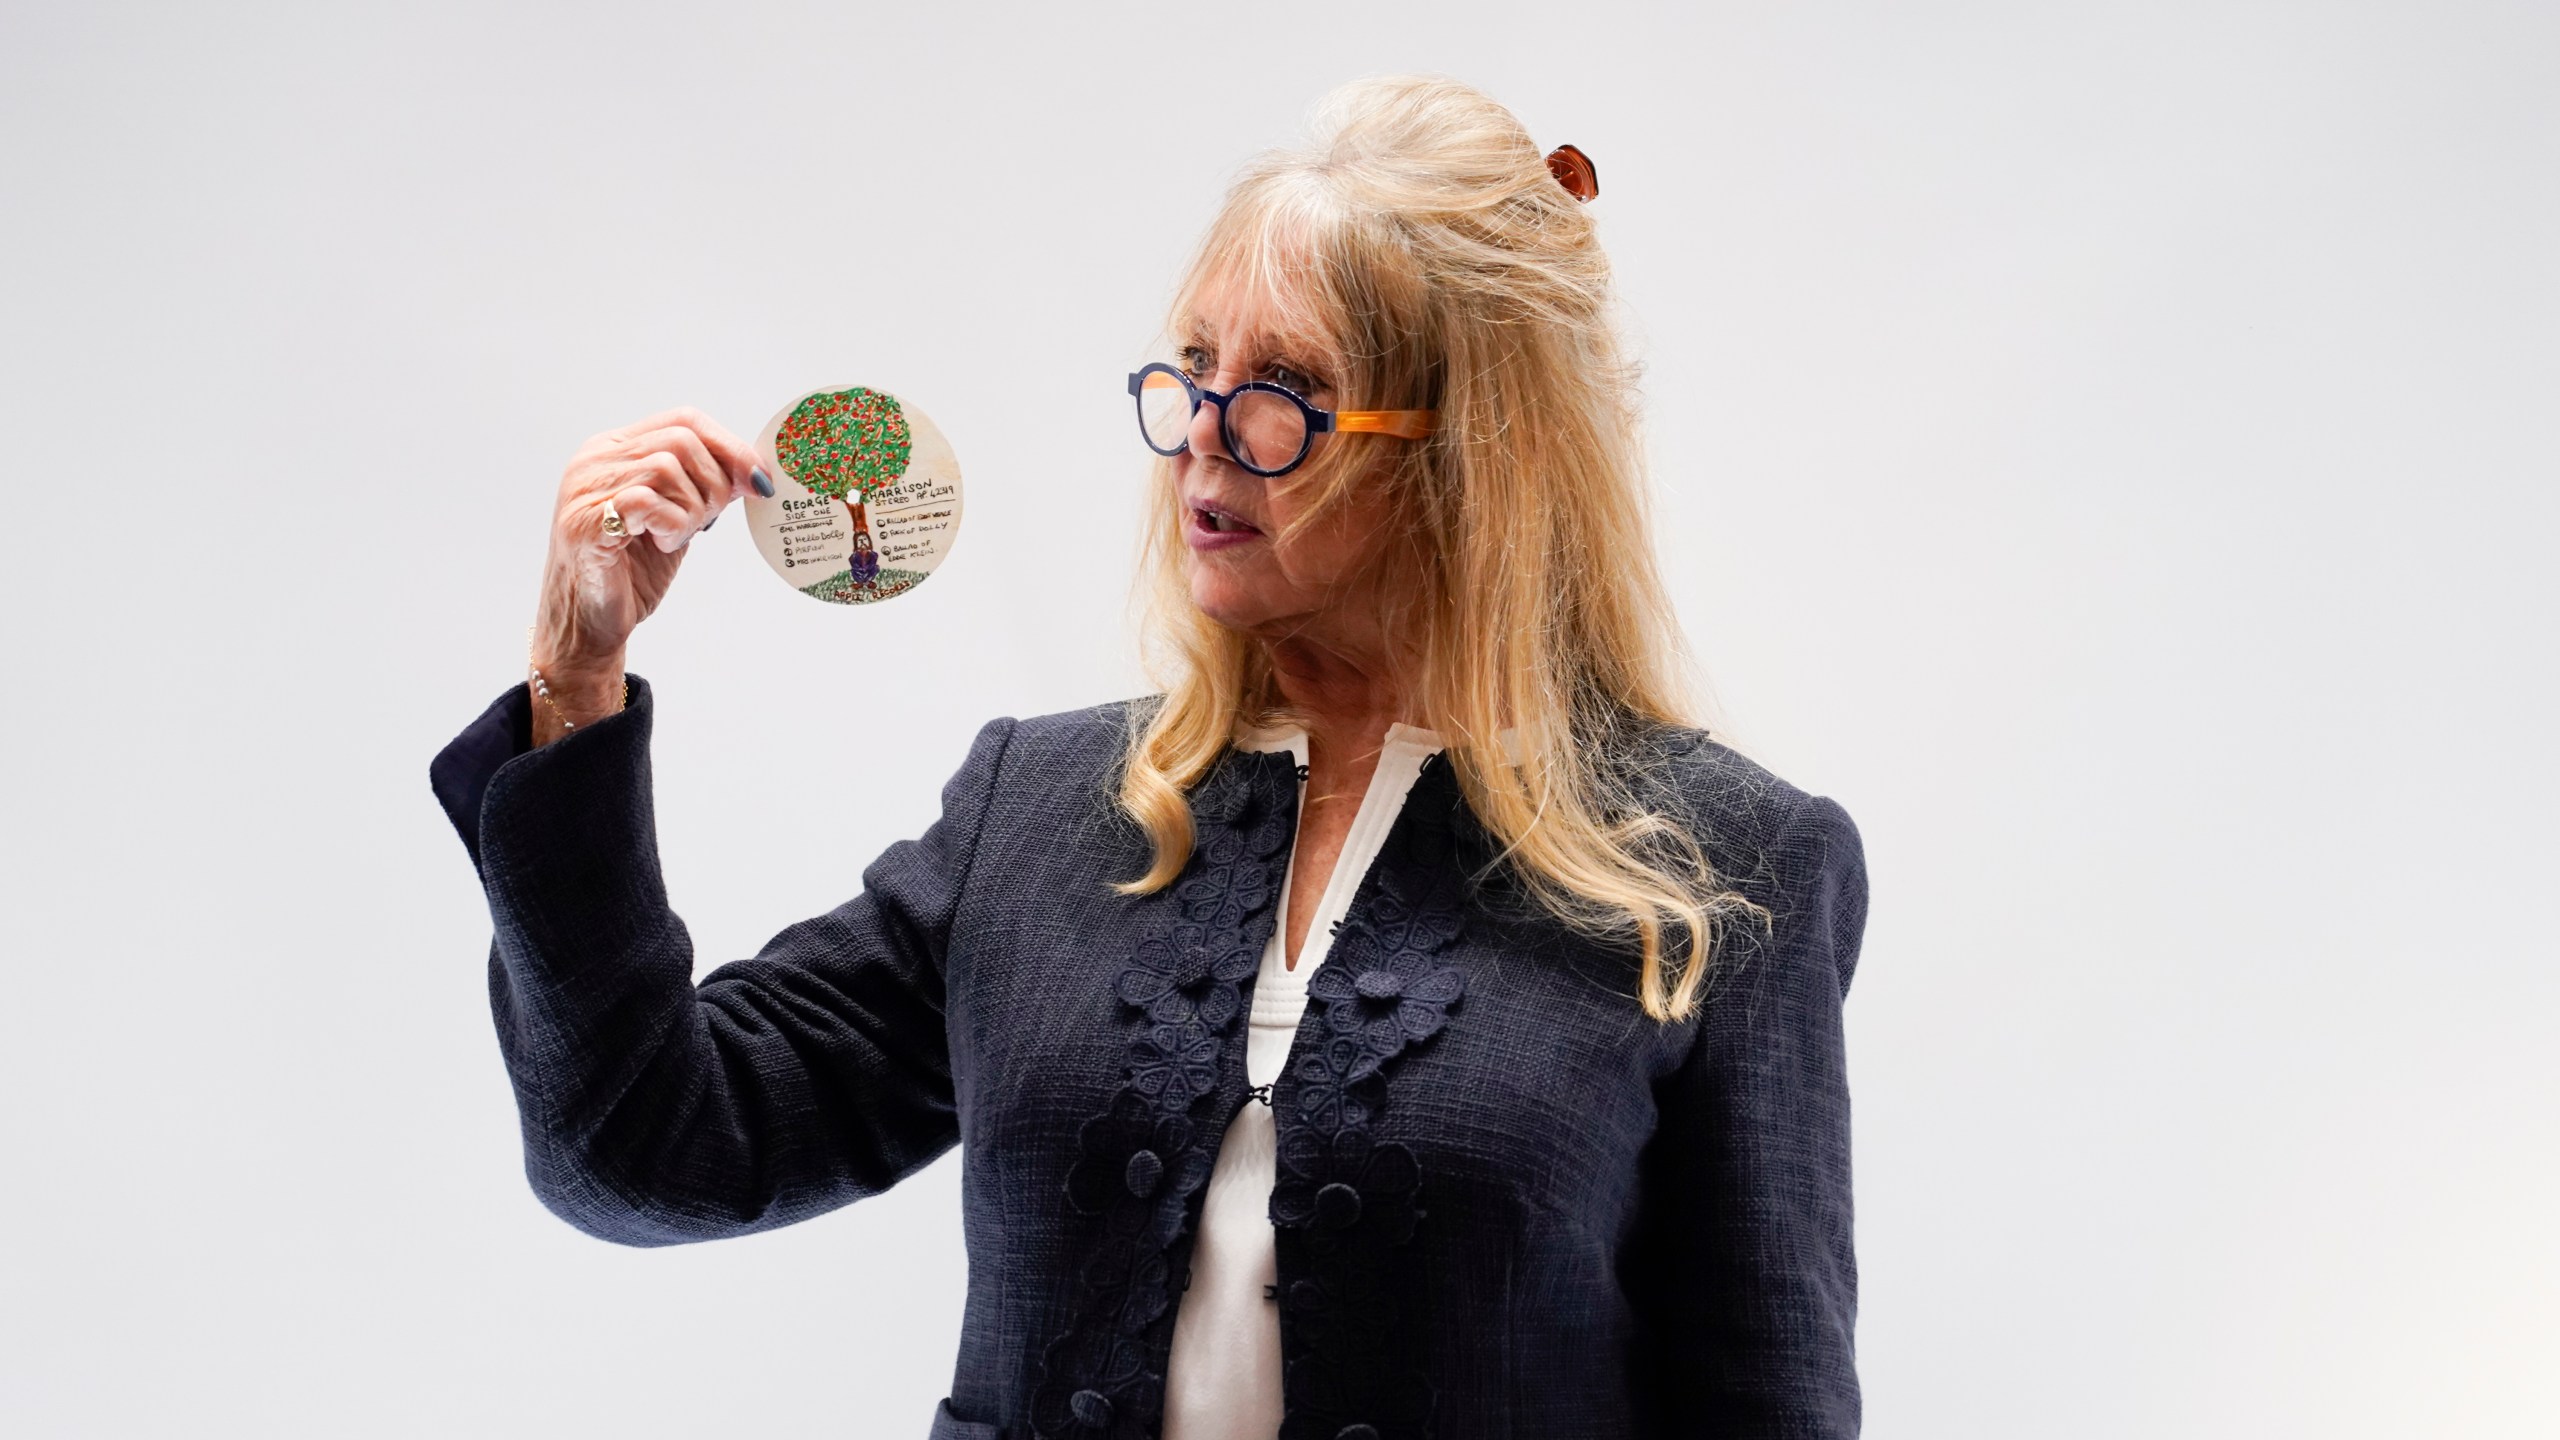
[1115,76,1763,1021]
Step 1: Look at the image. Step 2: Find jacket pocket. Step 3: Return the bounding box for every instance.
[928,1396,1005,1440]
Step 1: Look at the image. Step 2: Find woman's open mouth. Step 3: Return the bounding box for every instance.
[1188,503,1265,548]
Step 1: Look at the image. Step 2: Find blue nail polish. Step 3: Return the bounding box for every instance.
[750,467,774,498]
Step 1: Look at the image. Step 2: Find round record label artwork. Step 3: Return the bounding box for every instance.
[744,385,964,604]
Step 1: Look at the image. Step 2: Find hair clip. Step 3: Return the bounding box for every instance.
[1545,143,1599,202]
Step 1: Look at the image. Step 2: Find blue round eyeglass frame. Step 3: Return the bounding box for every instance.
[1126,362,1437,478]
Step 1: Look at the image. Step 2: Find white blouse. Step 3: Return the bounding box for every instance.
[1158,722,1450,1440]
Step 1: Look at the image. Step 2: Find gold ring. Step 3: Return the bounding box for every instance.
[600,499,627,538]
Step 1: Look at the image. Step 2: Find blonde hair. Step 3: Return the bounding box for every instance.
[1116,76,1763,1021]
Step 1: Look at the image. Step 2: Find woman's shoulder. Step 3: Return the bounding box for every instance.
[948,698,1157,830]
[1619,724,1864,908]
[1604,725,1868,996]
[982,696,1147,777]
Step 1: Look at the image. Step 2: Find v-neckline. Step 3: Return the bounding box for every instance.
[1239,723,1446,1017]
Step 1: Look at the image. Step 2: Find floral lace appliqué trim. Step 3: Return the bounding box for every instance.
[1271,759,1470,1440]
[1029,755,1296,1440]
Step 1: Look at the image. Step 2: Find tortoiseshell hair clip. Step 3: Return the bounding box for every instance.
[1545,143,1599,202]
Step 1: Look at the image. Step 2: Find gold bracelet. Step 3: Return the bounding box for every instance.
[526,629,627,732]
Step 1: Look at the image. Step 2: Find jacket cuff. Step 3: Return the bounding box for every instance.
[428,673,654,872]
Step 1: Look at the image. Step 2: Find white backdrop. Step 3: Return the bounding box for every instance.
[2,2,2552,1435]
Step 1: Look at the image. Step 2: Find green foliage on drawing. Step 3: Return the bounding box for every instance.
[775,388,913,503]
[800,566,929,605]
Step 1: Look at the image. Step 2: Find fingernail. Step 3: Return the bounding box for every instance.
[750,467,774,498]
[702,512,718,532]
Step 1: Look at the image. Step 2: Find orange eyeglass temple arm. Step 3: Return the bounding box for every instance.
[1333,410,1439,440]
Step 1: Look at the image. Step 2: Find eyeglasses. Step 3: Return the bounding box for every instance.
[1126,363,1437,478]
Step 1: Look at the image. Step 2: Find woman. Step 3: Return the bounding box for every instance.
[433,77,1868,1440]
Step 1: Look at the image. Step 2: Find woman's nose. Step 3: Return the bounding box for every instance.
[1187,363,1259,466]
[1185,388,1233,465]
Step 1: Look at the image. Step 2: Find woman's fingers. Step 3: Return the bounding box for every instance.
[633,447,708,526]
[616,425,732,511]
[672,408,763,489]
[608,407,762,490]
[572,453,708,547]
[606,482,696,553]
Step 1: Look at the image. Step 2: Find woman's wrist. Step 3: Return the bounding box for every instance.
[526,663,626,745]
[526,627,628,746]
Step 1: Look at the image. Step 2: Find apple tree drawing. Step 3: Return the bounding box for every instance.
[774,387,912,575]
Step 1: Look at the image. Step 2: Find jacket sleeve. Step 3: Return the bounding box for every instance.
[1629,791,1870,1437]
[428,675,1016,1247]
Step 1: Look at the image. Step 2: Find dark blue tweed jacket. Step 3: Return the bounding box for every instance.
[431,677,1868,1440]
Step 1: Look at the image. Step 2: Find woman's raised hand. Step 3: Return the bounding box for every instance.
[527,407,769,736]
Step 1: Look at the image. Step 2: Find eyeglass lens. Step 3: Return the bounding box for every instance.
[1137,370,1195,452]
[1135,369,1311,474]
[1225,389,1305,472]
